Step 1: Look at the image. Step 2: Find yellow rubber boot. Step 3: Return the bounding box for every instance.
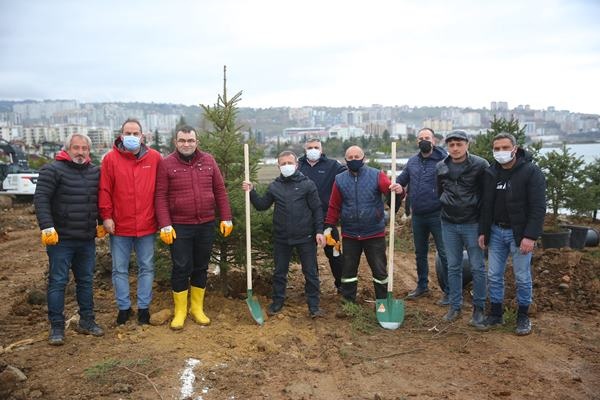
[170,290,188,330]
[189,286,210,325]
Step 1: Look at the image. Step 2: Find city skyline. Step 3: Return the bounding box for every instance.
[1,0,599,114]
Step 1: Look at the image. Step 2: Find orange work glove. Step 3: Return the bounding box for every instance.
[41,227,59,246]
[160,225,176,245]
[323,227,338,247]
[96,225,107,238]
[220,221,233,237]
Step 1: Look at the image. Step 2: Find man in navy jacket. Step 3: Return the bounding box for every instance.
[396,128,449,304]
[298,138,346,293]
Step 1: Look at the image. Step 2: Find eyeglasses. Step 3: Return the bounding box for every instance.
[177,139,197,144]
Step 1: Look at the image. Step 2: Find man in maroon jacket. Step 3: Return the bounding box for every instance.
[155,126,233,330]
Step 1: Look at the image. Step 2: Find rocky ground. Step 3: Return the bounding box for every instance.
[0,202,599,400]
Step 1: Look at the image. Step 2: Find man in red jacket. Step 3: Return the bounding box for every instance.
[154,126,233,330]
[99,118,162,326]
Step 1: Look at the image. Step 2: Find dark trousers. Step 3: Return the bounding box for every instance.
[412,210,448,292]
[341,236,388,301]
[46,239,96,326]
[273,241,320,312]
[170,223,215,292]
[323,226,343,288]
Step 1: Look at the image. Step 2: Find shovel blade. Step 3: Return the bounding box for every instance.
[376,293,405,330]
[246,289,264,325]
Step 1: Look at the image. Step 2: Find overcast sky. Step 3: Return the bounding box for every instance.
[0,0,598,113]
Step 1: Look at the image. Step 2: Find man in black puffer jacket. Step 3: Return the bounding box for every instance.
[478,133,545,336]
[34,133,105,345]
[242,151,325,318]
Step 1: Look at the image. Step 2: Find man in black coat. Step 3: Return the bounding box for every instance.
[34,133,105,345]
[478,133,546,336]
[242,151,325,318]
[298,138,346,293]
[436,130,489,327]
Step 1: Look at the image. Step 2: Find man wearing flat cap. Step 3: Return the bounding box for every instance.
[436,130,489,328]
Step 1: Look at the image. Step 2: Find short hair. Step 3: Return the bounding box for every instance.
[277,150,297,162]
[418,127,435,136]
[177,125,196,135]
[493,132,517,146]
[120,118,143,134]
[64,133,92,150]
[305,137,321,144]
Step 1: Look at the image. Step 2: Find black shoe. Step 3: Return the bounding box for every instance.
[406,287,429,300]
[436,293,450,306]
[483,315,504,328]
[266,303,283,316]
[469,306,487,331]
[137,308,150,325]
[310,309,325,319]
[49,325,65,346]
[515,314,532,336]
[75,319,105,336]
[116,308,133,325]
[443,308,461,322]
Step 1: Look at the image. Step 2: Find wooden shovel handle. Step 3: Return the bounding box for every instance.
[244,144,252,290]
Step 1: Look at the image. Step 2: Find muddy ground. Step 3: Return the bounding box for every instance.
[0,203,599,400]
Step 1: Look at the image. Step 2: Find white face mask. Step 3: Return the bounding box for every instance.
[493,150,515,164]
[280,164,296,177]
[306,148,321,161]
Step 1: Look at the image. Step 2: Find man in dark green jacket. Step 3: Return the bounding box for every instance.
[242,151,325,318]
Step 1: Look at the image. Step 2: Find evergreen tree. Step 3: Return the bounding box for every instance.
[471,115,540,163]
[570,157,600,220]
[537,143,585,217]
[199,66,272,295]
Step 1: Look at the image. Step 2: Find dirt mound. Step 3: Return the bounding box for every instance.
[531,248,600,313]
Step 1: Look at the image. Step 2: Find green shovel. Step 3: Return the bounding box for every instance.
[376,141,405,329]
[244,143,264,325]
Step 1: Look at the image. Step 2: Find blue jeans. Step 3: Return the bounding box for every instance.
[273,241,320,312]
[441,221,486,310]
[412,210,448,292]
[488,224,533,306]
[46,239,96,325]
[110,234,155,310]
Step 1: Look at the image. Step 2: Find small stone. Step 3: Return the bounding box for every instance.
[112,383,133,393]
[5,365,27,382]
[561,275,571,283]
[541,270,550,275]
[27,289,46,305]
[149,308,173,326]
[572,375,582,382]
[558,283,570,290]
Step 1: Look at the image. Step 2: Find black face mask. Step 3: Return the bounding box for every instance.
[346,158,364,172]
[418,140,433,153]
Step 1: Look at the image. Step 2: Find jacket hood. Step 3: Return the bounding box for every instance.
[55,149,91,165]
[113,136,149,158]
[418,146,447,161]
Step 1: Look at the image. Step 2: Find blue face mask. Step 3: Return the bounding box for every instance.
[122,135,141,151]
[346,158,364,172]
